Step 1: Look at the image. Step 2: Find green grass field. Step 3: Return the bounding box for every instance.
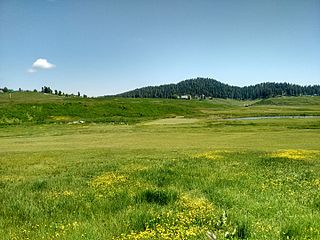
[0,93,320,239]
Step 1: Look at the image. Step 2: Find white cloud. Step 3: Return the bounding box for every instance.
[28,58,56,73]
[32,58,56,69]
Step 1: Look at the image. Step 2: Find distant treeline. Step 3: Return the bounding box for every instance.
[0,86,87,98]
[115,78,320,100]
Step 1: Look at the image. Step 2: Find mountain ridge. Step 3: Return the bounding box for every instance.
[114,78,320,100]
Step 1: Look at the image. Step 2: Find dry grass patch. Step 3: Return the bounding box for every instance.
[143,116,201,125]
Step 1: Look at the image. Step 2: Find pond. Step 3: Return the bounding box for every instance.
[225,116,320,120]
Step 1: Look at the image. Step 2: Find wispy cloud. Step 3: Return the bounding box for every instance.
[28,58,56,73]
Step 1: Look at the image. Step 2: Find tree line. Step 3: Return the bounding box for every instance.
[0,86,87,98]
[115,78,320,100]
[40,86,87,98]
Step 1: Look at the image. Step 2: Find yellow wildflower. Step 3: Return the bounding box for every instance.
[193,150,229,160]
[112,194,217,240]
[270,149,318,160]
[90,173,127,188]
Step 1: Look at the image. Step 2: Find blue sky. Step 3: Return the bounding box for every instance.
[0,0,319,96]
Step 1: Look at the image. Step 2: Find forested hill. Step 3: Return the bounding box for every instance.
[115,78,320,100]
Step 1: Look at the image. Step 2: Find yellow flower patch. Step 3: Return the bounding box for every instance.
[270,150,319,160]
[90,173,127,188]
[12,222,80,240]
[178,194,215,213]
[48,190,75,198]
[193,150,229,160]
[113,194,217,240]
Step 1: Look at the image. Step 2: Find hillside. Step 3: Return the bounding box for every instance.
[0,92,319,126]
[115,78,320,100]
[0,92,232,125]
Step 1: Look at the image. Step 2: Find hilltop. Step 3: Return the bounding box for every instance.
[115,78,320,100]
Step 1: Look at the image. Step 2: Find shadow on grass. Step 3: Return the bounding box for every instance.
[136,189,178,206]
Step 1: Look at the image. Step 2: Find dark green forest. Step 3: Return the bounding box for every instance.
[115,78,320,100]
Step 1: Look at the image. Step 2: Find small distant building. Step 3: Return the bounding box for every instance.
[0,89,3,93]
[195,94,206,100]
[180,95,192,100]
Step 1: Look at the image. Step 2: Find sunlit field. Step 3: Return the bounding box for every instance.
[0,94,319,239]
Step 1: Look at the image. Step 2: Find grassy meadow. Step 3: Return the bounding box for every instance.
[0,93,320,239]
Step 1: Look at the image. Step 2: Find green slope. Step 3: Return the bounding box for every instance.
[254,96,320,106]
[0,92,232,125]
[1,92,319,126]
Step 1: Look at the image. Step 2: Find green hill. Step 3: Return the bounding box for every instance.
[0,92,231,125]
[115,78,320,100]
[254,96,320,106]
[1,91,319,126]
